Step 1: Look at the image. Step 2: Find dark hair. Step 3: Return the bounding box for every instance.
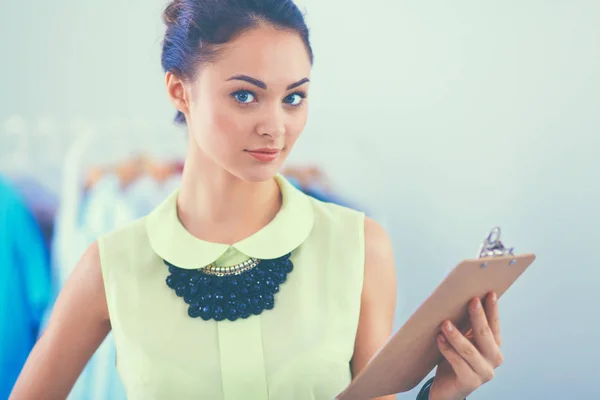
[161,0,314,125]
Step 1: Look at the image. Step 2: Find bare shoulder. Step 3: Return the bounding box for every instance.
[10,242,110,399]
[362,216,396,306]
[76,241,102,278]
[363,216,395,269]
[351,217,397,397]
[41,241,109,335]
[65,241,109,321]
[80,241,104,284]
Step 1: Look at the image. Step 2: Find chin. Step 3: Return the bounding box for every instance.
[231,163,282,183]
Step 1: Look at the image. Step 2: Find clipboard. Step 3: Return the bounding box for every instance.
[336,227,537,400]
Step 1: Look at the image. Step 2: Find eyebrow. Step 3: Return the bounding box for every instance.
[227,75,310,90]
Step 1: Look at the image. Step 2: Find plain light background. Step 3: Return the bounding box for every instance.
[1,0,599,398]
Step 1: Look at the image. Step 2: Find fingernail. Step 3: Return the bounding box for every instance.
[438,334,446,343]
[444,321,453,332]
[491,292,497,303]
[474,298,482,309]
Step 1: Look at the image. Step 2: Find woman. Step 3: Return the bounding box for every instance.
[10,0,504,399]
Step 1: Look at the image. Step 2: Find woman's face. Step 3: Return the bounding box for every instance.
[183,25,312,183]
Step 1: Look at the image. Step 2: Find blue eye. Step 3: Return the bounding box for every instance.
[283,92,305,106]
[232,91,255,104]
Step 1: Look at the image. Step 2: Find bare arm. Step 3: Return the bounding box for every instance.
[10,242,111,400]
[351,217,398,400]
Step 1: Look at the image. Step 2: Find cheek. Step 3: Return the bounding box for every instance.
[286,109,308,145]
[196,101,249,150]
[212,109,244,142]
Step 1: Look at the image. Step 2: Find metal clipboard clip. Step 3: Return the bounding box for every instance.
[477,227,515,267]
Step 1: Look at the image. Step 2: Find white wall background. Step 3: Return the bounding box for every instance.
[2,0,599,398]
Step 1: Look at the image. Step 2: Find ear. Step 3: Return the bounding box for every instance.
[166,72,191,117]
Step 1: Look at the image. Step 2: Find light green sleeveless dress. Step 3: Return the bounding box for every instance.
[98,174,365,400]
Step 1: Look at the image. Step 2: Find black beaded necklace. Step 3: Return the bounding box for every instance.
[164,252,294,322]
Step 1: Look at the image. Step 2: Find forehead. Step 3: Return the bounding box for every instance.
[204,25,312,86]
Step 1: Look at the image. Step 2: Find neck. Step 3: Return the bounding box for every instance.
[177,143,281,245]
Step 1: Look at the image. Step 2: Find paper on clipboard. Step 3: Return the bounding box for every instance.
[336,227,537,400]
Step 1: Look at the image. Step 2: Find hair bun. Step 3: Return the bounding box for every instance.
[163,0,186,26]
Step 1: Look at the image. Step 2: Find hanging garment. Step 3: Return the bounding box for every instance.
[7,176,59,250]
[0,177,51,399]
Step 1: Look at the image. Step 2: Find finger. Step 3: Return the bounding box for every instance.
[441,320,495,383]
[436,334,482,393]
[464,328,473,340]
[485,291,502,347]
[469,296,503,366]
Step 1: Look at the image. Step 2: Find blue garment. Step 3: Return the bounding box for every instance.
[9,176,59,250]
[0,177,51,399]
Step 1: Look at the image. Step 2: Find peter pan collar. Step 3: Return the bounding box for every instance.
[146,174,314,270]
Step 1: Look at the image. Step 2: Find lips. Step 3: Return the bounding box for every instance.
[247,148,280,154]
[246,148,281,162]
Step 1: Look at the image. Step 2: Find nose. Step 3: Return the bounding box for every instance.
[256,107,286,139]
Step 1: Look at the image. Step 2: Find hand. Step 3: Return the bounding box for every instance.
[429,292,504,400]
